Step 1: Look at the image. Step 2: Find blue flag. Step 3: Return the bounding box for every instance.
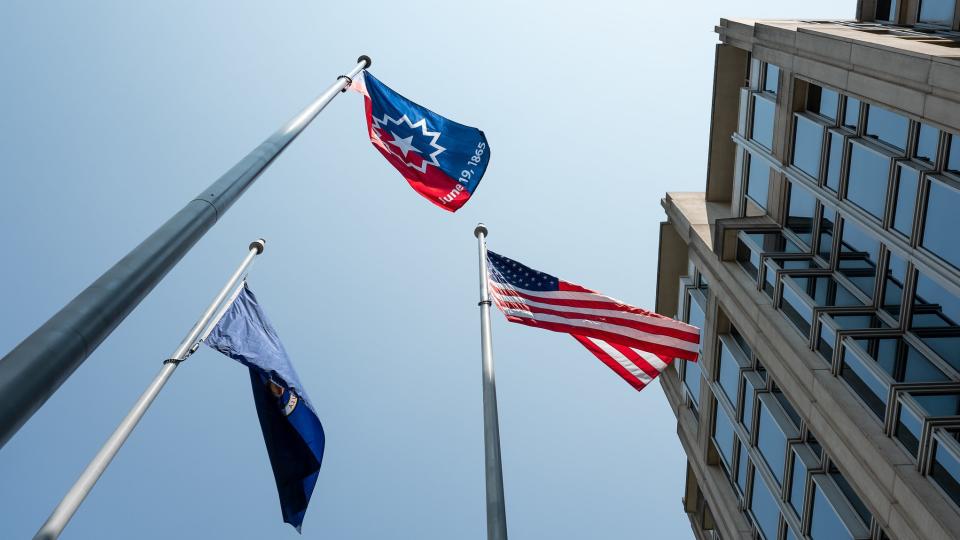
[204,284,324,532]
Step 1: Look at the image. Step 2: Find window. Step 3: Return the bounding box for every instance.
[752,95,776,149]
[786,182,817,245]
[894,390,960,456]
[819,210,837,261]
[846,141,891,221]
[794,114,825,178]
[825,131,844,193]
[882,253,908,320]
[876,0,898,21]
[841,337,949,418]
[865,105,908,152]
[746,153,771,209]
[911,273,960,368]
[684,291,706,407]
[809,478,867,539]
[921,177,960,270]
[891,165,919,237]
[915,123,939,164]
[808,85,839,121]
[713,402,737,469]
[931,430,960,507]
[717,339,743,406]
[788,449,808,516]
[949,135,960,174]
[837,220,880,300]
[918,0,956,26]
[742,371,764,434]
[764,63,780,95]
[843,97,861,131]
[781,275,866,336]
[736,440,750,495]
[817,312,890,362]
[757,398,795,484]
[750,471,781,540]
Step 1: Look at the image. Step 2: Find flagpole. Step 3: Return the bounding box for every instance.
[34,239,266,540]
[474,224,508,540]
[0,55,371,449]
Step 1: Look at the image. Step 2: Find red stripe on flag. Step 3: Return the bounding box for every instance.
[608,342,663,380]
[492,294,701,344]
[490,285,700,341]
[501,313,699,361]
[572,335,648,391]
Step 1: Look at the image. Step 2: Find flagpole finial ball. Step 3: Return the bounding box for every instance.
[249,239,266,254]
[474,224,488,239]
[357,55,372,68]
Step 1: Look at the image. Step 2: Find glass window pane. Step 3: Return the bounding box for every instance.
[838,220,880,300]
[764,64,780,95]
[684,293,705,406]
[807,85,839,121]
[753,95,776,149]
[794,115,824,178]
[842,337,949,417]
[846,142,890,220]
[865,105,908,152]
[757,402,789,484]
[922,177,960,270]
[912,273,960,367]
[747,153,771,209]
[825,132,844,193]
[882,252,908,320]
[810,482,856,540]
[736,440,750,494]
[789,450,807,516]
[949,135,960,175]
[718,341,741,406]
[714,404,736,469]
[892,166,919,237]
[742,373,761,433]
[913,273,960,329]
[877,0,898,21]
[750,472,781,540]
[916,123,939,164]
[829,464,871,526]
[782,275,866,336]
[786,182,817,245]
[931,434,960,507]
[817,312,890,362]
[819,209,837,261]
[918,0,956,25]
[843,97,861,130]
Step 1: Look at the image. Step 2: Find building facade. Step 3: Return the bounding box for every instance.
[655,2,960,539]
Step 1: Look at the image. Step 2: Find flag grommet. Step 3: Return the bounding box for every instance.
[337,75,353,92]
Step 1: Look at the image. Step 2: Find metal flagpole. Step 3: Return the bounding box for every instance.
[0,55,371,449]
[34,239,266,540]
[474,223,508,540]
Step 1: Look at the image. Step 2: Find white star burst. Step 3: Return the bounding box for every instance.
[371,114,445,173]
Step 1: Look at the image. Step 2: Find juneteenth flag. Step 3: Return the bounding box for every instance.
[486,251,701,391]
[352,71,490,212]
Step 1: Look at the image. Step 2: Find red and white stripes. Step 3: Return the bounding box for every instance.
[489,279,700,391]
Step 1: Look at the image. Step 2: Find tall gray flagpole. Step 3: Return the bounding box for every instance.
[0,55,370,449]
[474,223,508,540]
[34,239,266,540]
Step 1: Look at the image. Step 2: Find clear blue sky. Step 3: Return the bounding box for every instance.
[0,1,851,538]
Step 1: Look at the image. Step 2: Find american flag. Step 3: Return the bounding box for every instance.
[487,251,700,391]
